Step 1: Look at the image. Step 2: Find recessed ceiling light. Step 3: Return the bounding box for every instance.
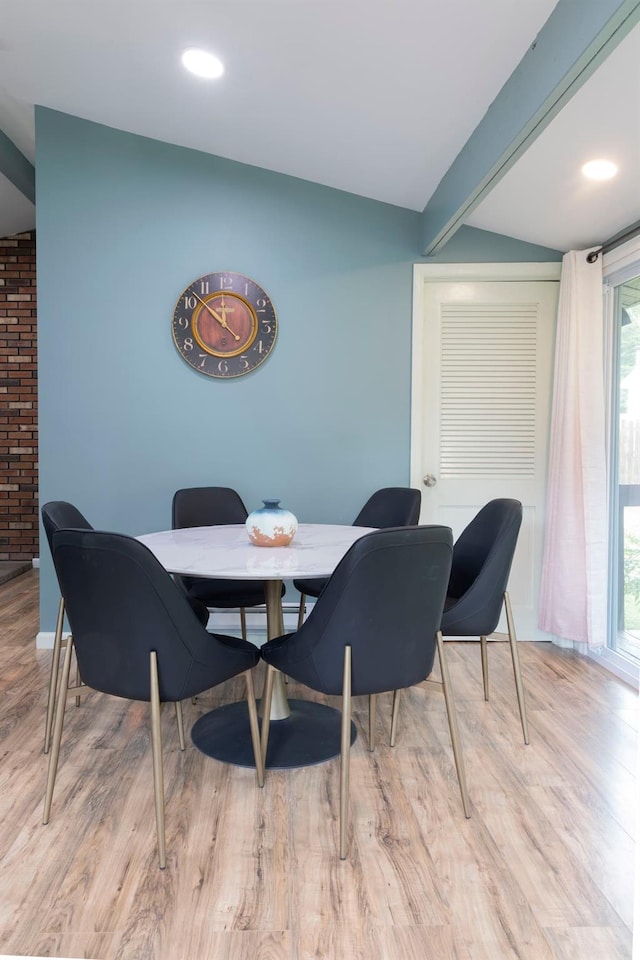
[581,159,618,181]
[181,48,224,79]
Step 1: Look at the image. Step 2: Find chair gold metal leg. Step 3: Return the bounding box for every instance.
[240,607,247,642]
[368,693,376,752]
[260,664,276,767]
[436,631,471,819]
[44,596,65,753]
[245,670,264,787]
[480,636,489,701]
[504,592,530,745]
[297,593,306,629]
[149,651,166,870]
[390,689,400,747]
[43,631,74,824]
[175,700,185,751]
[75,657,81,707]
[340,645,352,860]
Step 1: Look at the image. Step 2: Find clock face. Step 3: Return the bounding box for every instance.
[172,272,277,378]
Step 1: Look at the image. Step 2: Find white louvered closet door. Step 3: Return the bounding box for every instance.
[420,281,558,639]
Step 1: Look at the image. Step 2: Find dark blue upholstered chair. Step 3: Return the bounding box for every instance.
[43,528,263,868]
[260,524,470,859]
[41,500,210,752]
[41,501,93,754]
[293,487,422,629]
[172,486,284,640]
[440,498,529,744]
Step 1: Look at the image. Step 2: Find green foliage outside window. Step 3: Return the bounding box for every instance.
[624,532,640,629]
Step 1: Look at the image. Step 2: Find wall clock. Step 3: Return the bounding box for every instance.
[172,272,278,378]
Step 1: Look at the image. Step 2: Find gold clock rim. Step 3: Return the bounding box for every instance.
[191,291,259,359]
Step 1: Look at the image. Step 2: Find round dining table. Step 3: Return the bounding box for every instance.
[137,522,374,769]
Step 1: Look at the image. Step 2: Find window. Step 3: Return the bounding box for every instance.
[602,237,640,684]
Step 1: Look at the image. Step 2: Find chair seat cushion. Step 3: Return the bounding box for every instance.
[185,577,285,609]
[440,592,498,637]
[261,631,322,688]
[292,576,327,598]
[213,632,261,659]
[188,596,211,626]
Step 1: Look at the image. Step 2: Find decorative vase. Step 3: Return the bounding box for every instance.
[246,499,298,547]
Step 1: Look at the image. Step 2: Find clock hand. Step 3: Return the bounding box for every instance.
[220,293,234,313]
[219,293,236,327]
[191,291,240,341]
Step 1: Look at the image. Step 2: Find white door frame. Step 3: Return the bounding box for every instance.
[410,261,562,492]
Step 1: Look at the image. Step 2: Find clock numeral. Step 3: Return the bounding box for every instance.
[239,355,249,370]
[177,316,189,329]
[256,298,267,311]
[198,354,208,368]
[260,320,272,334]
[184,295,197,310]
[183,337,194,351]
[220,276,234,289]
[256,340,265,354]
[199,280,209,294]
[217,359,229,374]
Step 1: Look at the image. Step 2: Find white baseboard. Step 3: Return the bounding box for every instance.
[587,645,638,687]
[37,631,59,649]
[201,603,305,646]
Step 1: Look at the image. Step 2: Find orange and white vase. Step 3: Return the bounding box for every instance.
[246,499,298,547]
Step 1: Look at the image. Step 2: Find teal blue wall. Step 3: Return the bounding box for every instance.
[423,224,563,263]
[35,108,561,630]
[0,129,35,201]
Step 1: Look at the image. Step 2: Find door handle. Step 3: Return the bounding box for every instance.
[423,474,437,487]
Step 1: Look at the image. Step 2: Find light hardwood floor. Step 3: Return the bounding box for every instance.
[0,570,636,959]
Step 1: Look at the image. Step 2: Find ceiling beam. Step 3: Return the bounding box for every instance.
[0,129,35,203]
[421,0,640,255]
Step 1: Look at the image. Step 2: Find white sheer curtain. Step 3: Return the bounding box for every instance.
[539,249,608,647]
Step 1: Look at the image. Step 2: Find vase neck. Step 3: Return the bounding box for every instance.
[262,499,281,509]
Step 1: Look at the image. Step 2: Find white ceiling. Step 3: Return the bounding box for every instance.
[0,0,638,252]
[467,18,640,252]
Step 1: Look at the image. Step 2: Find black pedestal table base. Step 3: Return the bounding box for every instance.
[191,699,357,769]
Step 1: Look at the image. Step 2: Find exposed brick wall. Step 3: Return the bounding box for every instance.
[0,231,37,561]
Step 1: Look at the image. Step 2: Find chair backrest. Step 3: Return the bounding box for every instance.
[442,498,522,636]
[290,525,452,697]
[41,500,92,554]
[352,487,421,528]
[172,487,248,529]
[51,529,256,702]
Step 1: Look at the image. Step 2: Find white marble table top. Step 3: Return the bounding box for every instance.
[137,523,376,580]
